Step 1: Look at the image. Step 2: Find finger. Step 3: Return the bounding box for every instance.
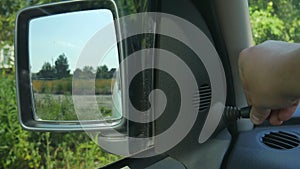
[238,55,253,106]
[269,110,283,125]
[250,107,271,125]
[243,90,253,105]
[277,104,298,121]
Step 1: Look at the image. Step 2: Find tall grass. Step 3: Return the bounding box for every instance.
[32,79,113,95]
[34,94,77,120]
[34,94,114,121]
[0,71,121,169]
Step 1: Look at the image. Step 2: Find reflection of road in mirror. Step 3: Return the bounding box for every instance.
[72,95,117,121]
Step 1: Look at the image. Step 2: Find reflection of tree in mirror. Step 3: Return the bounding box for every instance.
[35,53,116,80]
[72,66,116,95]
[33,52,117,95]
[96,65,116,79]
[55,53,70,79]
[72,65,116,81]
[74,66,96,79]
[36,62,55,79]
[73,65,116,80]
[36,53,70,80]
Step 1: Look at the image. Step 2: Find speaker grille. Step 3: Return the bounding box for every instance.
[193,85,211,111]
[261,131,300,150]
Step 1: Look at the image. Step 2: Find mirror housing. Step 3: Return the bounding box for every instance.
[15,0,122,131]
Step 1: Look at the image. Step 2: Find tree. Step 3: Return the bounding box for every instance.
[54,53,70,79]
[0,0,61,49]
[96,65,116,79]
[37,62,55,79]
[73,68,83,79]
[82,66,95,79]
[96,65,109,79]
[249,0,300,44]
[108,68,116,79]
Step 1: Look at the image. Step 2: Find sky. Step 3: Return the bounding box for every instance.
[29,9,119,73]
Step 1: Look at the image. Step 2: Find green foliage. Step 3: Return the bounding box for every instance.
[37,62,56,79]
[100,107,113,117]
[36,55,116,81]
[82,66,95,79]
[0,0,123,168]
[54,54,70,79]
[72,65,116,80]
[0,71,121,169]
[249,0,300,44]
[35,94,76,120]
[0,0,61,48]
[96,65,109,79]
[37,54,71,80]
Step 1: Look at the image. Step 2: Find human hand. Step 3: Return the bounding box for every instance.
[238,40,300,125]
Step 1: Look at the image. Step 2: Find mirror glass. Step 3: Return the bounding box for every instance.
[29,9,122,121]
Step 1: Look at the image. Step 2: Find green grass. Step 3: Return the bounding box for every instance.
[0,71,122,169]
[34,93,121,121]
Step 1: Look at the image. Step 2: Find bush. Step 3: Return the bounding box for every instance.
[249,0,300,44]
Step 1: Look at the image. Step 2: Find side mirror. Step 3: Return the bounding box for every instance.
[15,0,123,131]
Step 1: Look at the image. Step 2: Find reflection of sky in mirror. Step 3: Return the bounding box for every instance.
[29,9,119,73]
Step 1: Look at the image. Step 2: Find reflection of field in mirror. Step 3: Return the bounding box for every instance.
[34,93,119,121]
[32,79,113,95]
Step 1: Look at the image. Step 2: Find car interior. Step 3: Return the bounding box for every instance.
[15,0,300,169]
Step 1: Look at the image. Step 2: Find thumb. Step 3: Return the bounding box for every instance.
[250,107,271,125]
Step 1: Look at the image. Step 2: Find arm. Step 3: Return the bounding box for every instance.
[239,40,300,125]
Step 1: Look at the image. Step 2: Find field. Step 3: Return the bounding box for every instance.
[31,77,121,122]
[32,79,113,95]
[34,93,121,121]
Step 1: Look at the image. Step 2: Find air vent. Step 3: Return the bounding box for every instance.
[261,131,300,150]
[193,84,211,111]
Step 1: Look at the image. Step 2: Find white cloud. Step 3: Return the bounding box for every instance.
[54,40,76,48]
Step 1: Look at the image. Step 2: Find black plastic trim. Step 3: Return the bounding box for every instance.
[226,126,300,169]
